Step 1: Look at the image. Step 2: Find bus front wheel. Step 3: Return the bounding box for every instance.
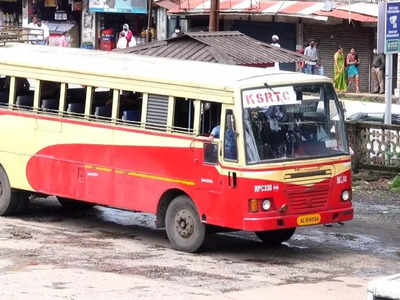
[165,195,206,253]
[0,167,27,216]
[255,228,296,245]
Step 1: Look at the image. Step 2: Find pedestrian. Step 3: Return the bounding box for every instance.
[304,40,319,74]
[371,48,385,94]
[171,26,183,38]
[117,24,135,49]
[333,46,347,93]
[28,15,50,45]
[270,34,280,71]
[346,48,360,93]
[296,46,305,73]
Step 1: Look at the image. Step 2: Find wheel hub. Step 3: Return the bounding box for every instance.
[175,210,194,238]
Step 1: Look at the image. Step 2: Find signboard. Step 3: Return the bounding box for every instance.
[386,2,400,53]
[89,0,147,14]
[379,1,400,54]
[242,86,298,109]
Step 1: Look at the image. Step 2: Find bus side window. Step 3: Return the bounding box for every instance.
[118,90,142,125]
[91,87,112,121]
[65,84,86,116]
[0,76,10,107]
[200,101,221,137]
[13,77,33,110]
[224,110,238,161]
[39,80,61,114]
[173,97,194,134]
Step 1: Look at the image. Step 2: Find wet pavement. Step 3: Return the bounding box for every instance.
[0,181,399,299]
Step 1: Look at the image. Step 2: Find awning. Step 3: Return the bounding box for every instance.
[161,0,377,23]
[315,9,377,23]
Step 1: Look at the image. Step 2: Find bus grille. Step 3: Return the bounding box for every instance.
[287,183,330,213]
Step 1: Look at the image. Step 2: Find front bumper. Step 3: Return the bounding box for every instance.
[243,207,354,231]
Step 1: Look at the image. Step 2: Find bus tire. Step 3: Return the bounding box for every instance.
[0,167,25,216]
[57,197,95,211]
[165,195,206,253]
[255,228,296,245]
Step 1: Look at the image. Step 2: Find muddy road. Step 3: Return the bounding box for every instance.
[0,183,399,299]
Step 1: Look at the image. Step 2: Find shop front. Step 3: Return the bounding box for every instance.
[20,0,81,47]
[0,0,22,27]
[83,0,152,50]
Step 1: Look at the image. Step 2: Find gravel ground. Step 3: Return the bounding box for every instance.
[0,175,399,299]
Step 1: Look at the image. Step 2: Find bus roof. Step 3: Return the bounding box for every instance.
[0,43,331,95]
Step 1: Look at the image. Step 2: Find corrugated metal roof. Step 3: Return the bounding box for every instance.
[114,31,307,65]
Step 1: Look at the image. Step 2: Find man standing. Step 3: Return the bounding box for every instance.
[371,48,385,94]
[270,34,280,71]
[304,40,318,74]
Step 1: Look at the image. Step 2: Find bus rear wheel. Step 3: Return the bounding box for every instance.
[255,228,296,245]
[57,197,94,211]
[0,167,27,216]
[165,195,206,253]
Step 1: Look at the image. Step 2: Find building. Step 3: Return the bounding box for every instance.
[156,0,379,92]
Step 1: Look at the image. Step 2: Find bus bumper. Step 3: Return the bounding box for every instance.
[243,208,354,231]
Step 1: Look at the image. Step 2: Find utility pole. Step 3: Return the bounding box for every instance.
[146,0,152,42]
[209,0,218,32]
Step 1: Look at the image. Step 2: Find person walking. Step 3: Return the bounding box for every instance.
[333,46,347,93]
[346,48,360,93]
[304,40,319,74]
[371,48,385,94]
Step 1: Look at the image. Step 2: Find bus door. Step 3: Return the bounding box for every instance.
[193,101,223,224]
[218,107,242,226]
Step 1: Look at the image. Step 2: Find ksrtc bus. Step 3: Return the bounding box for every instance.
[0,44,353,252]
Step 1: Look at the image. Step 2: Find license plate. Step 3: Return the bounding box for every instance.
[297,213,321,226]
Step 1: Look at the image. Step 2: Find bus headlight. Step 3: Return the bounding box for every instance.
[262,199,271,211]
[341,190,351,201]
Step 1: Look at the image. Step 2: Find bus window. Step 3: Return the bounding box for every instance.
[64,84,87,117]
[200,101,221,137]
[224,110,238,161]
[39,80,61,114]
[173,97,194,134]
[0,76,10,106]
[146,94,168,131]
[118,90,142,126]
[12,77,34,110]
[91,87,112,121]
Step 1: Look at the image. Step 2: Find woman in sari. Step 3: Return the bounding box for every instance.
[346,48,360,93]
[333,46,347,93]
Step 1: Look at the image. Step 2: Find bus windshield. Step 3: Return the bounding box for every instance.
[243,83,348,164]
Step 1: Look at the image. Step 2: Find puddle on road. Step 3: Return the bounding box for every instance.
[92,207,156,229]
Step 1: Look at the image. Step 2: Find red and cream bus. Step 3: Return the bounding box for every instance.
[0,44,353,252]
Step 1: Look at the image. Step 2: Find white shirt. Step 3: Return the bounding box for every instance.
[271,42,280,71]
[28,22,50,43]
[304,45,318,64]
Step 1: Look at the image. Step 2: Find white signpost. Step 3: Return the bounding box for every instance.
[378,1,400,124]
